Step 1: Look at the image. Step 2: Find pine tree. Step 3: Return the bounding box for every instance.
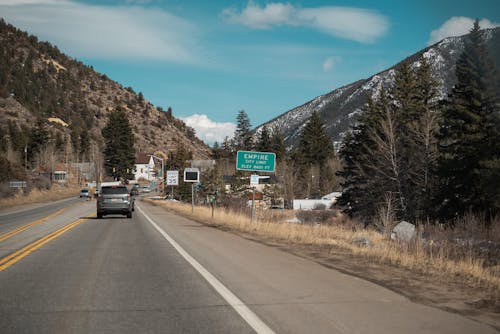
[295,111,335,199]
[234,110,253,151]
[296,111,334,167]
[256,125,271,152]
[410,56,440,221]
[79,128,90,161]
[391,60,424,220]
[270,125,286,162]
[337,96,383,220]
[102,109,136,181]
[28,118,49,166]
[437,20,500,220]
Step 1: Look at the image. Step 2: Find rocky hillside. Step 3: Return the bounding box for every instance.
[0,19,211,165]
[255,27,500,149]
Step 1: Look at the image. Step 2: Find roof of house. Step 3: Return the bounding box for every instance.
[135,153,152,164]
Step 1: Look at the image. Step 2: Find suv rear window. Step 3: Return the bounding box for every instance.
[101,186,129,194]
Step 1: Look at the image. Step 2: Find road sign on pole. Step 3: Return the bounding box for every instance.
[166,170,179,186]
[250,174,259,186]
[184,168,200,183]
[236,151,276,172]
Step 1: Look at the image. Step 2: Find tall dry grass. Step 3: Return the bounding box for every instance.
[147,199,500,296]
[0,184,80,209]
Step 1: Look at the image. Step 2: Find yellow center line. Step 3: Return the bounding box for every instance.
[0,214,95,271]
[0,208,68,243]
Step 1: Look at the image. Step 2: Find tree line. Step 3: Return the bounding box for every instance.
[207,107,337,208]
[337,21,499,225]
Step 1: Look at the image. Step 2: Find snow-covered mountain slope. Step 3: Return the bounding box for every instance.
[256,27,500,150]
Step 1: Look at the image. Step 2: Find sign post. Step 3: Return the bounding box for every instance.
[166,170,179,200]
[236,152,276,223]
[250,174,259,223]
[184,168,200,212]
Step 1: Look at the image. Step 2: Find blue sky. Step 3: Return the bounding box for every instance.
[1,0,499,144]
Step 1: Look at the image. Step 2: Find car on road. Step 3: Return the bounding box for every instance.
[141,185,151,193]
[97,185,133,219]
[79,189,90,198]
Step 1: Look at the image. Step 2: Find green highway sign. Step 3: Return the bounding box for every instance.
[236,151,276,172]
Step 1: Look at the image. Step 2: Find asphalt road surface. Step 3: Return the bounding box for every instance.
[0,198,497,333]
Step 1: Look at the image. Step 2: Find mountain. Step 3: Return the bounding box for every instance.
[0,19,211,167]
[255,27,500,149]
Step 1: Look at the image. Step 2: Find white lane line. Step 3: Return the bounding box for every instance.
[137,205,275,334]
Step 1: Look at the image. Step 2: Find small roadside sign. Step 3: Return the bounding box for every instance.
[166,170,179,186]
[236,151,276,172]
[184,168,200,183]
[250,174,259,187]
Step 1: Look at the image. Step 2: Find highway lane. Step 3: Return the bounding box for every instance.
[0,197,92,261]
[0,199,497,333]
[0,200,254,334]
[0,197,80,236]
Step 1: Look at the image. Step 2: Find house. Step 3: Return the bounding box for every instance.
[34,164,68,184]
[134,153,155,181]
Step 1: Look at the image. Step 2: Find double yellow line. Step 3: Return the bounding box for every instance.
[0,212,93,271]
[0,208,67,242]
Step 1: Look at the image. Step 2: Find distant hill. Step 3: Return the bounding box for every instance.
[255,27,500,149]
[0,19,211,168]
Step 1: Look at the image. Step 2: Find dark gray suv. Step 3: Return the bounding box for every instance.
[97,186,133,219]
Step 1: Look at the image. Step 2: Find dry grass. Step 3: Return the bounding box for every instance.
[0,184,80,209]
[146,199,500,298]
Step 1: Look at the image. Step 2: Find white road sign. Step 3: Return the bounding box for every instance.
[166,170,179,186]
[250,174,259,187]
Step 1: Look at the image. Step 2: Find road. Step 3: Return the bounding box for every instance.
[0,198,497,333]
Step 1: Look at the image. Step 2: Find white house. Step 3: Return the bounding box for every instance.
[134,153,155,181]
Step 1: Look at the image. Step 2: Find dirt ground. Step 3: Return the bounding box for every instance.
[228,229,500,332]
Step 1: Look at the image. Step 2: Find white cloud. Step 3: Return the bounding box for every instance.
[428,17,500,45]
[222,2,389,43]
[322,56,340,72]
[0,0,200,63]
[222,2,296,29]
[181,114,236,145]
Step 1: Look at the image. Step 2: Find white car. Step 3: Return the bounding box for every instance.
[79,189,90,198]
[141,185,151,193]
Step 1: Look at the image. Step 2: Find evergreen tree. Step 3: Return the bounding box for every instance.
[270,125,286,162]
[79,128,90,161]
[295,111,335,198]
[436,20,500,220]
[410,56,441,221]
[391,60,422,220]
[338,59,442,224]
[296,111,334,166]
[28,119,49,166]
[102,109,136,181]
[234,110,253,151]
[0,126,7,152]
[337,91,393,222]
[256,125,271,152]
[211,142,221,160]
